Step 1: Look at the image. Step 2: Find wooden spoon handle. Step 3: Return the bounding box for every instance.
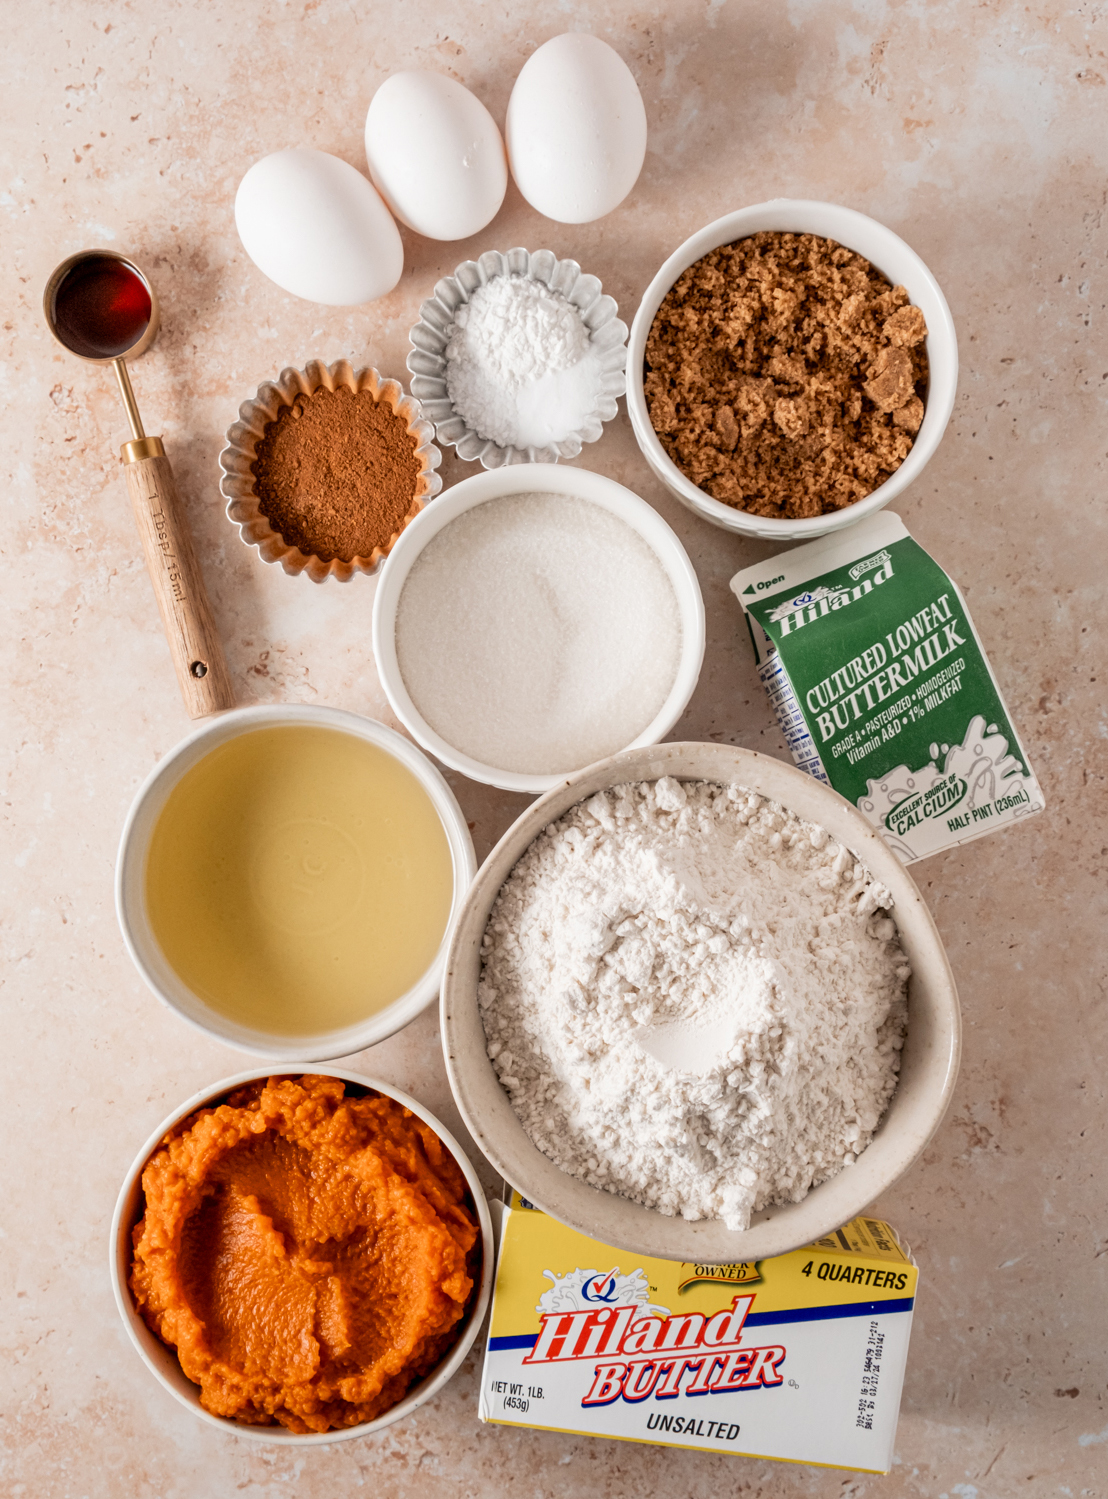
[121,438,235,718]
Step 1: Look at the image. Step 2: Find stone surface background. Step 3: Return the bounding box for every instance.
[3,1,1106,1494]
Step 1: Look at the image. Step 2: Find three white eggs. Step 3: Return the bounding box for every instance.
[235,35,647,306]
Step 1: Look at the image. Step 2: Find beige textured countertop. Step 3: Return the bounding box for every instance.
[4,2,1106,1494]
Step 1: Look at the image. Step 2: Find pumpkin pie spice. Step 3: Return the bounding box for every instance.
[252,384,421,563]
[644,232,929,520]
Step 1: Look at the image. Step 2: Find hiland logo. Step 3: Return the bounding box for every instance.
[768,558,895,637]
[536,1265,665,1316]
[525,1269,787,1407]
[768,584,843,622]
[581,1275,618,1303]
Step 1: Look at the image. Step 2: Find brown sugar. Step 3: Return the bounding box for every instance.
[252,384,422,563]
[644,233,929,520]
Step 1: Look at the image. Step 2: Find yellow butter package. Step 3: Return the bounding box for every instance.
[480,1196,917,1473]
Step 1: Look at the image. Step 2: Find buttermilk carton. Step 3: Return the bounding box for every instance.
[480,1195,918,1473]
[730,511,1045,862]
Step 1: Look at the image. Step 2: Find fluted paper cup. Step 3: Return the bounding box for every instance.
[219,359,442,583]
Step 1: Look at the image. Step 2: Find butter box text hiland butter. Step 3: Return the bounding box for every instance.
[480,1196,917,1473]
[730,511,1045,862]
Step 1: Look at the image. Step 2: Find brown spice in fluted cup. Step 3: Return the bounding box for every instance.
[220,361,442,583]
[644,232,929,521]
[254,385,419,562]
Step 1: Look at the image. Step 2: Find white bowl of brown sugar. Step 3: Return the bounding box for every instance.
[626,200,958,541]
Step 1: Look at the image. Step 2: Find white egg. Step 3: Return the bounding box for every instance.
[235,148,403,306]
[366,71,507,241]
[506,33,647,224]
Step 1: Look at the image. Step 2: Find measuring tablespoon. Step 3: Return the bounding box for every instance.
[43,249,234,718]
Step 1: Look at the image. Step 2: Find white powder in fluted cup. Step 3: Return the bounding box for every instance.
[479,777,909,1231]
[395,493,682,776]
[445,275,603,450]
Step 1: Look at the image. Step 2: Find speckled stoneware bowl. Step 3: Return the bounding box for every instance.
[441,741,961,1264]
[406,247,628,467]
[219,359,442,583]
[110,1065,494,1445]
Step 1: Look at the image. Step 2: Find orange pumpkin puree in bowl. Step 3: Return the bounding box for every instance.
[130,1075,478,1433]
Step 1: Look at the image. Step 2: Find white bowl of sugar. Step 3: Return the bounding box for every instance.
[371,464,706,794]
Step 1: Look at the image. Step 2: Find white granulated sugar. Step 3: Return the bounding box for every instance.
[445,275,603,450]
[479,778,909,1230]
[395,493,682,776]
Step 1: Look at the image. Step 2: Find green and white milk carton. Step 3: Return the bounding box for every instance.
[731,511,1045,862]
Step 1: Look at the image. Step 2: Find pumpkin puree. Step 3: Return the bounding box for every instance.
[130,1075,478,1432]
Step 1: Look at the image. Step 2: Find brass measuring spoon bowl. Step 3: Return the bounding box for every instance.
[44,249,160,450]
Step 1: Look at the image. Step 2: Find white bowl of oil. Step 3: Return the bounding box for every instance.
[116,705,476,1059]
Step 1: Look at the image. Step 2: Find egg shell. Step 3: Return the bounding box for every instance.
[366,71,508,242]
[506,33,647,225]
[235,148,403,306]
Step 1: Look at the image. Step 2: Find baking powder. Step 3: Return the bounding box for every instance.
[445,274,603,450]
[479,778,909,1230]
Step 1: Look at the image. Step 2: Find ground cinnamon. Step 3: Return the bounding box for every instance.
[644,232,929,520]
[252,384,421,563]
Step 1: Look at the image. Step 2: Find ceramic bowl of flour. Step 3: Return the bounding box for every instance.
[441,741,961,1262]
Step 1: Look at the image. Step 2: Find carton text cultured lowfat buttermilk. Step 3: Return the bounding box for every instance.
[480,1195,918,1473]
[730,511,1044,862]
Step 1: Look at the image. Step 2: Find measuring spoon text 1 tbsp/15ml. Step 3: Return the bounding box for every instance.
[43,249,234,719]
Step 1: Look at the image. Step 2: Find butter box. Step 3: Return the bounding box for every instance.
[479,1196,918,1473]
[730,511,1045,862]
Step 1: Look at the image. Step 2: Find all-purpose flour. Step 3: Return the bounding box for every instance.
[479,778,909,1231]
